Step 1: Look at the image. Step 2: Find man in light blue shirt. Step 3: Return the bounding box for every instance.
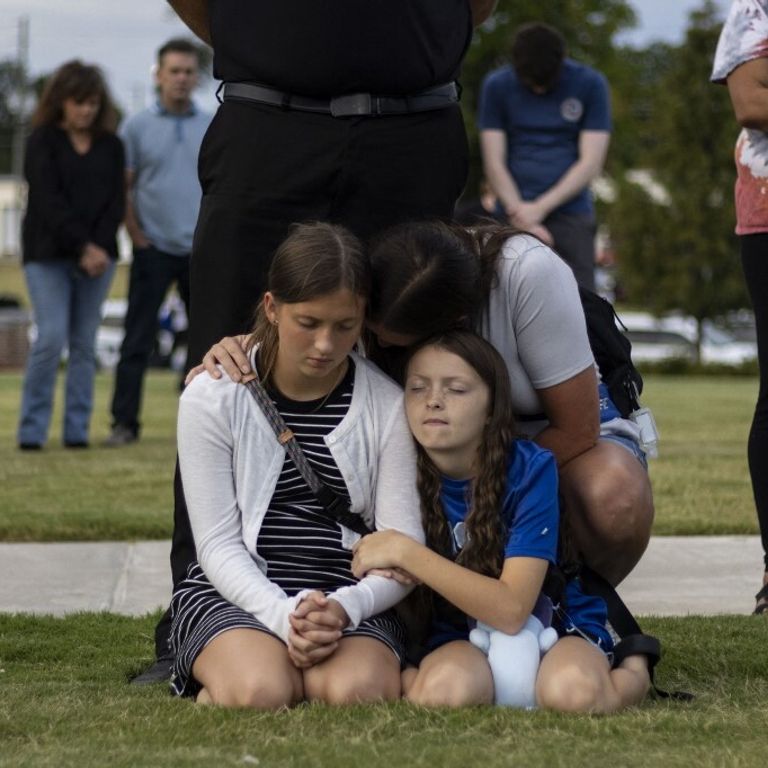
[479,23,611,290]
[105,38,211,446]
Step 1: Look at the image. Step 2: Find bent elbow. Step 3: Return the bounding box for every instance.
[494,606,530,636]
[569,425,599,465]
[732,99,768,131]
[737,113,768,132]
[576,421,599,452]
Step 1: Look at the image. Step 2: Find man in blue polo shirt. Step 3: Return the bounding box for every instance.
[105,38,211,447]
[479,23,611,290]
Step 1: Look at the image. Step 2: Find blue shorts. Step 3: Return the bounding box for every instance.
[600,432,647,469]
[554,580,615,658]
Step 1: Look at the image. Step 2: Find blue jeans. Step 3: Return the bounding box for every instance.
[110,246,190,434]
[17,259,115,446]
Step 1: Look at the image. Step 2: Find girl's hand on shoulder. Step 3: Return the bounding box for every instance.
[185,335,253,385]
[351,530,416,578]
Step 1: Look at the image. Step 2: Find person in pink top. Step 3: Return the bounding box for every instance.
[712,0,768,613]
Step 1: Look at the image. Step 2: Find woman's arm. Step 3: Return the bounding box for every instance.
[505,238,599,465]
[352,533,547,636]
[726,57,768,132]
[470,1,497,26]
[91,137,126,252]
[177,376,300,642]
[533,366,600,467]
[167,0,211,44]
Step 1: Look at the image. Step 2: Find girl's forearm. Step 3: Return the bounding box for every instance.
[397,542,534,635]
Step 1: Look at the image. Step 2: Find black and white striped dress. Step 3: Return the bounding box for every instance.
[170,360,405,696]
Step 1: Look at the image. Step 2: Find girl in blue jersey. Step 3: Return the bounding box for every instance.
[351,329,650,712]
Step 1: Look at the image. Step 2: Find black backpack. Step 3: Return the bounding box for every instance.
[579,287,643,418]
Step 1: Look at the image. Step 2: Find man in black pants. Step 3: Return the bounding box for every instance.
[133,0,497,683]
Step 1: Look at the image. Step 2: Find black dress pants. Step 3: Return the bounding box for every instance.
[740,233,768,571]
[111,246,190,434]
[154,99,469,655]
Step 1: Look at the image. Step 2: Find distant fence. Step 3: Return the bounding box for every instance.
[0,175,24,260]
[1,203,22,259]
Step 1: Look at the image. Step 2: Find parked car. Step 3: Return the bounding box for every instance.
[618,310,757,366]
[97,296,188,371]
[29,295,188,371]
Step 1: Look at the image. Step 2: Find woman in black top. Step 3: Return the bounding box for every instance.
[17,60,124,450]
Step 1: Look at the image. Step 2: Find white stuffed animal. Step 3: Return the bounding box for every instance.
[469,614,559,709]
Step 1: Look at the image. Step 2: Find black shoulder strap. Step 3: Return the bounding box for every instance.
[244,377,372,537]
[579,565,694,701]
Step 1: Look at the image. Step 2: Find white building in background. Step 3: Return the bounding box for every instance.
[0,175,24,260]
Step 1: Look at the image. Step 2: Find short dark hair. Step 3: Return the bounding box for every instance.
[157,38,201,67]
[510,23,566,91]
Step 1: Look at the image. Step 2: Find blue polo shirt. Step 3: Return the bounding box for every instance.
[119,101,212,255]
[478,59,611,217]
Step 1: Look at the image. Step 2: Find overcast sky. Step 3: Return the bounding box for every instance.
[0,1,732,117]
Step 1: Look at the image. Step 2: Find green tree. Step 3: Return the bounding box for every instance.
[608,1,745,357]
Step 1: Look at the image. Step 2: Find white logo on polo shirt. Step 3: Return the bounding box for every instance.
[561,97,583,122]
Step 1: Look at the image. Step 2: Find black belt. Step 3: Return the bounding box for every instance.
[219,81,459,117]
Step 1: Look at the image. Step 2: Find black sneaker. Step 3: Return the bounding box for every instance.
[103,425,138,447]
[130,655,174,685]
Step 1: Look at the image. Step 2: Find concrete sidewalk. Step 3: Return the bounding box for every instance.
[0,536,763,618]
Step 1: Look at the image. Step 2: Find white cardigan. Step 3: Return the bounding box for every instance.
[177,351,423,643]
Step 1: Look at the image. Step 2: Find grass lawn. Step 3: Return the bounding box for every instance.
[0,370,764,766]
[0,612,766,767]
[0,370,178,541]
[0,370,760,541]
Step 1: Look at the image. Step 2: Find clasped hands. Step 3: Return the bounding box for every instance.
[78,242,111,277]
[288,531,419,669]
[506,200,554,247]
[287,591,348,669]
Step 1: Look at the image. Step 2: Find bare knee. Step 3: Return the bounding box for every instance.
[407,663,492,708]
[563,454,654,584]
[204,671,297,710]
[536,663,606,713]
[582,464,652,541]
[309,664,400,705]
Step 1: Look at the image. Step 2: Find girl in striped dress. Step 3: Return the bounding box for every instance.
[170,222,423,707]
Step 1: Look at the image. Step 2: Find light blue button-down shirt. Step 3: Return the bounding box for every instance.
[120,101,212,255]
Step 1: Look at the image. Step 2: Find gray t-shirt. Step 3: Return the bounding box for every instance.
[120,101,211,255]
[478,234,595,435]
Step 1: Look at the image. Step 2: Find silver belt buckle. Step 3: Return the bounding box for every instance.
[330,93,372,117]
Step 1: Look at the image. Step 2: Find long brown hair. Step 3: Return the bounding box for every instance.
[32,59,118,134]
[407,329,518,578]
[247,222,370,381]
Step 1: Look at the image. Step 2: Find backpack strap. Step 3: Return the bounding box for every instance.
[578,565,693,701]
